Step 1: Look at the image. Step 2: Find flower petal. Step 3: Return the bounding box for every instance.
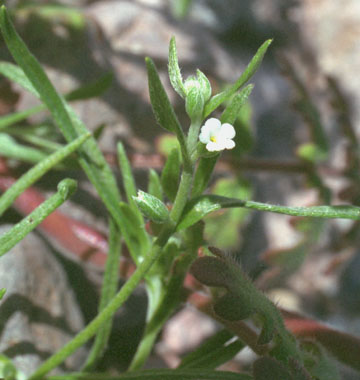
[199,129,211,144]
[221,123,236,139]
[224,139,235,150]
[205,118,221,130]
[206,142,221,152]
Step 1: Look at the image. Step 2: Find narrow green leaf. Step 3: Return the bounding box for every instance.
[0,7,152,263]
[146,57,191,168]
[8,127,64,152]
[0,132,90,217]
[161,147,181,202]
[184,340,244,370]
[0,133,48,163]
[148,169,163,201]
[204,39,272,117]
[177,195,233,230]
[0,104,44,130]
[146,56,183,135]
[178,194,360,230]
[0,68,112,130]
[168,36,186,98]
[117,141,143,220]
[82,218,121,371]
[0,288,6,300]
[179,329,244,369]
[0,63,112,103]
[28,234,174,380]
[0,178,77,257]
[220,84,254,125]
[179,329,233,367]
[0,61,38,95]
[118,202,150,264]
[48,368,253,380]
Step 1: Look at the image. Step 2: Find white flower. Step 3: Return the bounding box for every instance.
[199,118,236,152]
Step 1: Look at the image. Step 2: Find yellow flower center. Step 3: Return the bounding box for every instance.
[210,136,217,143]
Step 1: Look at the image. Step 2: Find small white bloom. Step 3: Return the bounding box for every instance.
[199,118,236,152]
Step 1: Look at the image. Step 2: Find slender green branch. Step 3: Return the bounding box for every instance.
[129,159,196,369]
[0,178,77,257]
[186,119,202,157]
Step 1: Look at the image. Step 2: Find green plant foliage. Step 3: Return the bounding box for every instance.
[161,147,181,201]
[203,39,272,117]
[0,178,77,257]
[190,248,304,368]
[0,5,358,380]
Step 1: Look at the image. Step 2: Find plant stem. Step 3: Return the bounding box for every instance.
[169,169,193,223]
[186,119,202,156]
[128,250,195,370]
[128,164,195,370]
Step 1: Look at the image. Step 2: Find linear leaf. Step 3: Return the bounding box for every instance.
[178,195,360,230]
[48,369,253,380]
[220,84,254,125]
[161,147,181,202]
[179,329,244,369]
[148,169,163,201]
[146,57,191,168]
[168,36,186,98]
[117,141,143,220]
[0,178,77,257]
[204,39,272,117]
[82,218,121,371]
[0,132,48,163]
[0,132,90,217]
[0,7,151,262]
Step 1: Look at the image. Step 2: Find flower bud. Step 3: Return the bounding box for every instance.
[132,190,169,223]
[185,85,204,121]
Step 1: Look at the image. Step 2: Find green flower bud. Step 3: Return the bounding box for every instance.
[184,70,211,120]
[184,75,198,94]
[185,86,204,121]
[132,190,169,223]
